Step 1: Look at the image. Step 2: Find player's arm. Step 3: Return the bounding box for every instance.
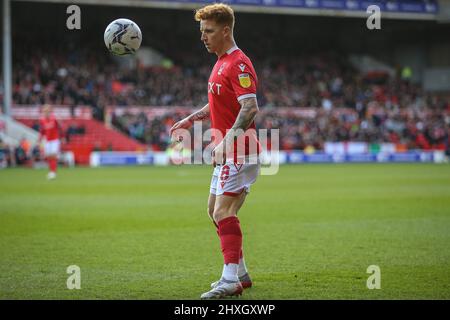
[187,103,210,123]
[169,103,210,138]
[223,97,259,145]
[231,97,259,131]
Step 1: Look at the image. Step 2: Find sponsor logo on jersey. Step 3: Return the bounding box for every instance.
[238,73,251,88]
[239,63,246,72]
[208,81,222,95]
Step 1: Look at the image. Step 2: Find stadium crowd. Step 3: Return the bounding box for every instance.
[5,44,450,155]
[11,47,449,110]
[111,104,449,153]
[0,136,42,168]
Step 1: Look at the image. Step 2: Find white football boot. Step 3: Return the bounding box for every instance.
[211,273,253,289]
[47,172,56,180]
[200,280,243,299]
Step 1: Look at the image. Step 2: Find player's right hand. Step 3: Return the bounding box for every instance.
[169,118,193,142]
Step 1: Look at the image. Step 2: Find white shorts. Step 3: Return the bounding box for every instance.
[44,140,60,157]
[210,162,260,197]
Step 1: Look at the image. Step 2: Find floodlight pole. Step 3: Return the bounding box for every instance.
[3,0,12,116]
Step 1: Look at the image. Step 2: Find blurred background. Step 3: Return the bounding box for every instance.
[1,0,449,167]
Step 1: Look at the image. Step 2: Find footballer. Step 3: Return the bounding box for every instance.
[170,3,261,299]
[38,105,62,180]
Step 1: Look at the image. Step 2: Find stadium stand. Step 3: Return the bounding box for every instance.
[16,118,146,164]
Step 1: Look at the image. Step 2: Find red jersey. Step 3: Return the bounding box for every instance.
[208,46,260,158]
[39,115,60,141]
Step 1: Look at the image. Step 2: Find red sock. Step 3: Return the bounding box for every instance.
[218,216,242,265]
[214,219,243,260]
[48,158,57,172]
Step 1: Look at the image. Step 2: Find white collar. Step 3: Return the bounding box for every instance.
[226,45,239,55]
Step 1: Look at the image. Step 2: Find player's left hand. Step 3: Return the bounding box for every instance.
[169,118,193,142]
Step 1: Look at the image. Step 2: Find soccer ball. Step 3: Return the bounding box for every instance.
[104,18,142,56]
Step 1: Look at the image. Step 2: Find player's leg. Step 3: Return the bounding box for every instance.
[45,140,60,179]
[234,192,252,288]
[208,193,218,228]
[44,141,55,179]
[209,190,245,229]
[46,155,57,180]
[201,163,259,299]
[209,191,251,288]
[209,190,252,289]
[215,191,252,282]
[49,155,57,173]
[201,193,245,299]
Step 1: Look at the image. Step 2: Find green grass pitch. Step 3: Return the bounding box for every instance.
[0,164,449,299]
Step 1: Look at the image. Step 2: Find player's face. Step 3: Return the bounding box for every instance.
[43,107,51,117]
[200,19,228,54]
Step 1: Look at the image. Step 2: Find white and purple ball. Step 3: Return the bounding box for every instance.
[104,18,142,56]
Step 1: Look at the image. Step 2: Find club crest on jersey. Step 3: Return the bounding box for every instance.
[218,63,227,75]
[239,64,246,72]
[238,73,251,88]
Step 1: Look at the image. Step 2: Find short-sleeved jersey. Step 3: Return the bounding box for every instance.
[208,46,260,159]
[39,115,59,141]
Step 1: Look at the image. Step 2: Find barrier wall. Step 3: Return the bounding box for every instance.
[90,150,446,167]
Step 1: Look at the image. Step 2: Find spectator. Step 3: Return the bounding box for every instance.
[20,137,31,156]
[0,139,8,168]
[15,145,27,165]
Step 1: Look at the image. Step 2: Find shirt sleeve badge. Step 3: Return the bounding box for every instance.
[238,73,251,88]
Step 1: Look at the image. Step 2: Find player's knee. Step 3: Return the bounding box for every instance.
[207,206,214,219]
[212,208,223,222]
[213,207,235,223]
